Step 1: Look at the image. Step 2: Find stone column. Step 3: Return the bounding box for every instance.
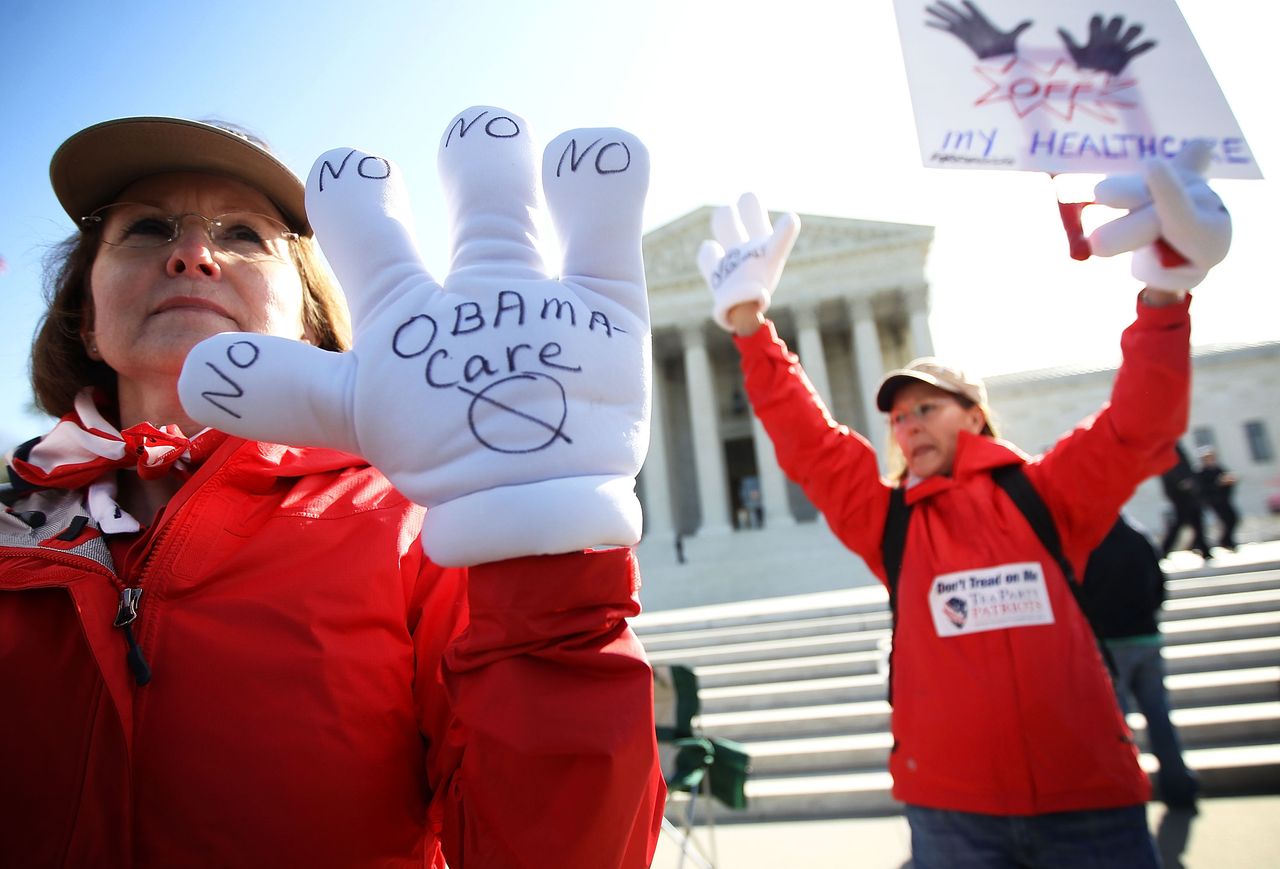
[850,296,888,459]
[793,302,833,404]
[751,413,795,527]
[681,324,732,534]
[906,284,934,359]
[640,355,676,541]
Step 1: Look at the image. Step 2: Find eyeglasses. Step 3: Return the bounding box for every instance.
[889,399,954,428]
[81,202,298,260]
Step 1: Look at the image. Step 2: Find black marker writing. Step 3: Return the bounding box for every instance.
[461,373,572,454]
[392,314,439,358]
[711,243,766,289]
[541,297,576,326]
[316,150,392,191]
[555,137,632,177]
[199,340,260,418]
[388,288,629,454]
[358,155,391,179]
[226,340,260,368]
[444,110,521,148]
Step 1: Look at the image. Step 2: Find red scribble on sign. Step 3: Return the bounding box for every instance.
[973,55,1138,122]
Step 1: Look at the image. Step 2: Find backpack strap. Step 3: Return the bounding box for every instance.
[991,464,1118,677]
[880,485,912,707]
[990,465,1076,580]
[881,485,912,598]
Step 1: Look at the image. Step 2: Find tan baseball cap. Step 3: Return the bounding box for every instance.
[876,357,988,412]
[50,116,310,234]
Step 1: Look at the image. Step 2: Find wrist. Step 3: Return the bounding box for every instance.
[727,302,765,336]
[1140,288,1186,308]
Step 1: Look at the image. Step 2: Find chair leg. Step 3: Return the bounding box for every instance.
[679,787,698,869]
[662,786,716,869]
[662,815,715,869]
[702,775,718,867]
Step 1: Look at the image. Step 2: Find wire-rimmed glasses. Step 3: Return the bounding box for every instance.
[81,202,299,261]
[889,400,954,429]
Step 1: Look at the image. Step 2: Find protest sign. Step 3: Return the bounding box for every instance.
[894,0,1261,178]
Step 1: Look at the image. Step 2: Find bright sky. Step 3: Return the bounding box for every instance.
[1,0,1275,449]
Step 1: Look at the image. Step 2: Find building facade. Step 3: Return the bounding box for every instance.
[638,207,935,543]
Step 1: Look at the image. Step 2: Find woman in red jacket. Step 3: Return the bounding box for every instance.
[0,110,664,868]
[697,145,1229,868]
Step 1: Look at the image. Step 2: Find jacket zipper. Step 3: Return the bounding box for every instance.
[116,496,184,688]
[11,442,239,688]
[121,465,228,689]
[113,586,151,685]
[0,542,148,683]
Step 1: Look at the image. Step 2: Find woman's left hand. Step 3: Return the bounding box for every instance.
[1088,139,1232,294]
[178,106,651,567]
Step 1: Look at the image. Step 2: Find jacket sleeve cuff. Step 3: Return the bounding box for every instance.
[460,548,642,652]
[732,317,782,355]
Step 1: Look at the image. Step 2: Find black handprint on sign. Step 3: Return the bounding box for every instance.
[924,1,1032,60]
[1058,15,1156,75]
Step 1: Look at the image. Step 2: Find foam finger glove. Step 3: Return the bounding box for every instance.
[697,193,800,330]
[178,106,651,567]
[1088,140,1232,294]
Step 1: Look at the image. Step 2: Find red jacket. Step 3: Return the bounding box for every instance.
[735,294,1191,815]
[0,437,664,868]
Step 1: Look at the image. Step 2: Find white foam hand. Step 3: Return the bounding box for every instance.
[1088,140,1232,293]
[696,193,800,330]
[178,107,651,567]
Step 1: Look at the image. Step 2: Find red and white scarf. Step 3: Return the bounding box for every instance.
[7,388,222,532]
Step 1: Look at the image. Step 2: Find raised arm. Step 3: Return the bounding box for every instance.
[1033,143,1231,564]
[699,194,893,573]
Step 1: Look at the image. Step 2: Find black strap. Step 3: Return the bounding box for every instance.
[990,465,1118,678]
[990,465,1075,582]
[880,485,912,707]
[879,465,1117,708]
[2,436,42,500]
[881,485,912,600]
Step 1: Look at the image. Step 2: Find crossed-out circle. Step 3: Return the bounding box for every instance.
[460,372,571,454]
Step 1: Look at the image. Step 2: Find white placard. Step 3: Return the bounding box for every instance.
[893,0,1262,178]
[928,560,1055,636]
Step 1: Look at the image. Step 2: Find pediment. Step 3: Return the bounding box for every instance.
[642,207,934,293]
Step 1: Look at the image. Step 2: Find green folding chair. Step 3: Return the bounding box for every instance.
[653,664,751,869]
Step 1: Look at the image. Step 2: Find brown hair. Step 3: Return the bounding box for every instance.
[30,229,351,419]
[884,395,1001,482]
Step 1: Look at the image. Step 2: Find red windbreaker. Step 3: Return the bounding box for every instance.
[0,437,664,867]
[735,294,1191,815]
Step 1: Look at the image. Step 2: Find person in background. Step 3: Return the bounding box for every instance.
[0,111,663,868]
[696,140,1230,867]
[1080,515,1201,810]
[1195,446,1240,552]
[1160,442,1212,560]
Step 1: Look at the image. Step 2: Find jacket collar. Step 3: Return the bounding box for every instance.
[903,431,1030,505]
[220,439,370,482]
